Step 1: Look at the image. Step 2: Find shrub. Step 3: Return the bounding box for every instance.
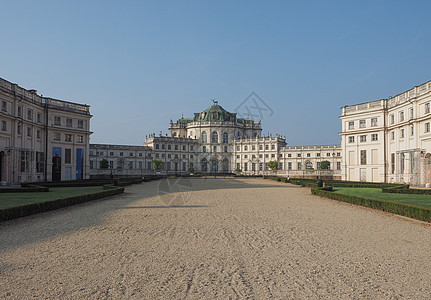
[311,188,431,223]
[0,186,124,222]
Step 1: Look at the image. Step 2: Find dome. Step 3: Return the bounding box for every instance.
[195,101,236,122]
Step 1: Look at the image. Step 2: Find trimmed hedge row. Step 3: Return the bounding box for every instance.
[0,185,49,193]
[0,186,124,222]
[382,186,431,195]
[311,188,431,223]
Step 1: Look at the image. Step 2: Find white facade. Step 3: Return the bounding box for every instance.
[90,102,342,178]
[340,80,431,186]
[0,77,92,184]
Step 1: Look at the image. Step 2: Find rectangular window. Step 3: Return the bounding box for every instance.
[1,120,6,131]
[391,153,395,174]
[271,145,275,150]
[27,127,32,137]
[297,153,301,157]
[224,146,227,152]
[348,121,354,129]
[400,129,404,139]
[297,162,302,170]
[54,132,60,140]
[20,151,30,172]
[37,113,41,123]
[167,145,171,150]
[390,114,394,124]
[161,144,165,150]
[244,163,248,171]
[1,101,6,112]
[65,149,72,164]
[54,116,61,125]
[110,161,114,169]
[409,108,414,119]
[259,145,263,150]
[265,145,269,150]
[36,152,44,173]
[425,122,430,133]
[244,146,248,151]
[360,135,367,142]
[77,120,84,128]
[155,144,159,149]
[252,145,255,150]
[307,153,310,157]
[203,146,206,153]
[337,152,341,156]
[213,146,217,152]
[288,154,292,157]
[400,153,405,174]
[288,162,292,170]
[66,118,73,127]
[391,131,395,140]
[36,130,41,139]
[371,134,378,141]
[190,146,193,151]
[27,109,33,120]
[317,162,321,169]
[326,152,331,157]
[349,136,355,143]
[129,161,133,170]
[18,106,22,117]
[317,153,320,157]
[77,135,83,143]
[337,162,341,170]
[426,103,430,114]
[360,150,367,165]
[65,134,72,142]
[400,111,404,122]
[182,145,186,151]
[411,125,414,136]
[259,163,263,171]
[371,118,377,127]
[359,119,366,128]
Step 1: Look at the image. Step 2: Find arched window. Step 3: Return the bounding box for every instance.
[212,131,218,143]
[202,131,207,143]
[223,132,228,144]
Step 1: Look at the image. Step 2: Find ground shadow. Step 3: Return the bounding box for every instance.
[0,178,296,252]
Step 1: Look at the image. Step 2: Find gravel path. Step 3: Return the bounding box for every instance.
[1,178,430,299]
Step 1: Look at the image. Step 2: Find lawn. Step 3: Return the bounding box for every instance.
[0,186,104,210]
[334,187,431,209]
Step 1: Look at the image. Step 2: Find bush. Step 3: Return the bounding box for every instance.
[0,186,124,222]
[382,186,431,195]
[311,188,431,223]
[0,185,49,193]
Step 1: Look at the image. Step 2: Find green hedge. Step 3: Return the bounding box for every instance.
[0,185,49,193]
[382,186,431,195]
[0,186,124,222]
[311,188,431,223]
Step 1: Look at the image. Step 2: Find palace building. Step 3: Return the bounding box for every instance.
[340,80,431,186]
[90,101,342,179]
[0,77,92,185]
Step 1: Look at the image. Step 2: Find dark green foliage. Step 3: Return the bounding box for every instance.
[153,159,163,171]
[100,158,109,169]
[382,186,431,195]
[311,188,431,223]
[0,185,49,193]
[0,186,125,222]
[268,161,278,171]
[320,160,330,170]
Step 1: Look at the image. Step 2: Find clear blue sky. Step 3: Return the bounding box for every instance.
[1,0,431,146]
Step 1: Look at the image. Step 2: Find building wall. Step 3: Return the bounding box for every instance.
[340,80,431,186]
[0,77,92,184]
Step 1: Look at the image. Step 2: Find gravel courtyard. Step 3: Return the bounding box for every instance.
[1,178,430,299]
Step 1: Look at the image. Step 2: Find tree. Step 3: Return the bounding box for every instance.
[153,159,162,171]
[188,167,195,174]
[234,168,242,175]
[268,160,278,171]
[320,160,330,170]
[100,158,109,169]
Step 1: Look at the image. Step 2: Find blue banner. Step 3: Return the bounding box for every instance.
[76,148,84,180]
